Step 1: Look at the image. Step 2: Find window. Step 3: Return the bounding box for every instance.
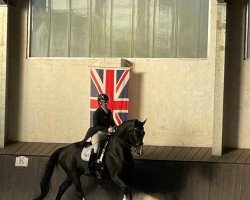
[29,0,209,58]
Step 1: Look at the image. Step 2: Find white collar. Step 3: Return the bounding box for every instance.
[101,106,108,113]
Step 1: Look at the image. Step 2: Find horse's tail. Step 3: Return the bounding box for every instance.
[33,147,63,200]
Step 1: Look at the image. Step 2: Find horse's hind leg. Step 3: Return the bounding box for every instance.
[55,176,72,200]
[71,171,86,200]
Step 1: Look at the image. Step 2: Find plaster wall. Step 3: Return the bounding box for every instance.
[0,5,7,147]
[6,0,219,147]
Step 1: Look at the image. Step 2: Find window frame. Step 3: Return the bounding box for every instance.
[245,1,250,59]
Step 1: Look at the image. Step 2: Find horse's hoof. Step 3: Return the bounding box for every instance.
[123,195,131,200]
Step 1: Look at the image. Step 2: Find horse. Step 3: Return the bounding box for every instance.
[33,119,146,200]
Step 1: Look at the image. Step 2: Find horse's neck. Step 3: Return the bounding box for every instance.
[114,126,130,141]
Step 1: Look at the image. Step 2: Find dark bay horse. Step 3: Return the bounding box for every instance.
[33,119,146,200]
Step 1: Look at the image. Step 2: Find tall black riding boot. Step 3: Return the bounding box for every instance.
[77,139,86,147]
[85,150,97,175]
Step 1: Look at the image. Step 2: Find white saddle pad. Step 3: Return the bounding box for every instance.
[81,145,94,161]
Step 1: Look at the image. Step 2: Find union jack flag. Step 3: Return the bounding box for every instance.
[90,67,130,125]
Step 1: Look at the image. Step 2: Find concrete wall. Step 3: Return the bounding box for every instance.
[5,0,249,148]
[223,0,249,148]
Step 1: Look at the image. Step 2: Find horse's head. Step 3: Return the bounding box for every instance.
[129,119,147,156]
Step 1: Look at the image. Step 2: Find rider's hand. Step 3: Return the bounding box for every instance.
[108,127,115,133]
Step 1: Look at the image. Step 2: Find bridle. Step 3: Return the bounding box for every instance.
[132,127,144,156]
[134,127,144,135]
[117,124,145,156]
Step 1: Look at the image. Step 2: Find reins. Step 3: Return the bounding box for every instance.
[117,137,133,149]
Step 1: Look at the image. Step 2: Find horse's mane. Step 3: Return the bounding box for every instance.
[117,119,137,130]
[114,119,135,134]
[115,119,136,135]
[120,119,135,126]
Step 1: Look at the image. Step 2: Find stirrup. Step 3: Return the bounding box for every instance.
[95,171,101,179]
[84,169,92,176]
[85,165,96,176]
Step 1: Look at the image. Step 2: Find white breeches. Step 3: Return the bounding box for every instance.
[91,131,108,154]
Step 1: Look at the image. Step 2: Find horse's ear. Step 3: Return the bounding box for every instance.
[133,119,139,126]
[134,119,147,127]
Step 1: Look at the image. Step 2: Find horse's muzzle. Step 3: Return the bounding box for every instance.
[134,145,143,156]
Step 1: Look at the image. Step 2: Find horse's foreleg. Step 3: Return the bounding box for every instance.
[71,172,86,200]
[55,176,72,200]
[110,173,132,200]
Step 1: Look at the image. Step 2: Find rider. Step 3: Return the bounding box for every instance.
[85,93,117,175]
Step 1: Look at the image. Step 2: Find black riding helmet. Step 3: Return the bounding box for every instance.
[98,93,109,102]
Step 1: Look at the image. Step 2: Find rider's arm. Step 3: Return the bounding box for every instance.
[110,119,116,127]
[93,109,100,127]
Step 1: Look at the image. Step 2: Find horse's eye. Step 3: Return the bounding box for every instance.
[136,129,144,135]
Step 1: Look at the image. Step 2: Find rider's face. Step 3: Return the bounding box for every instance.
[99,100,108,108]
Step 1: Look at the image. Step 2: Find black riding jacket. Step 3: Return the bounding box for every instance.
[93,107,116,128]
[83,107,116,141]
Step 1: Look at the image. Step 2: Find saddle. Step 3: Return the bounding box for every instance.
[80,137,109,163]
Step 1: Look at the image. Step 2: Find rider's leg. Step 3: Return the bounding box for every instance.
[87,149,97,175]
[92,131,108,155]
[86,131,107,175]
